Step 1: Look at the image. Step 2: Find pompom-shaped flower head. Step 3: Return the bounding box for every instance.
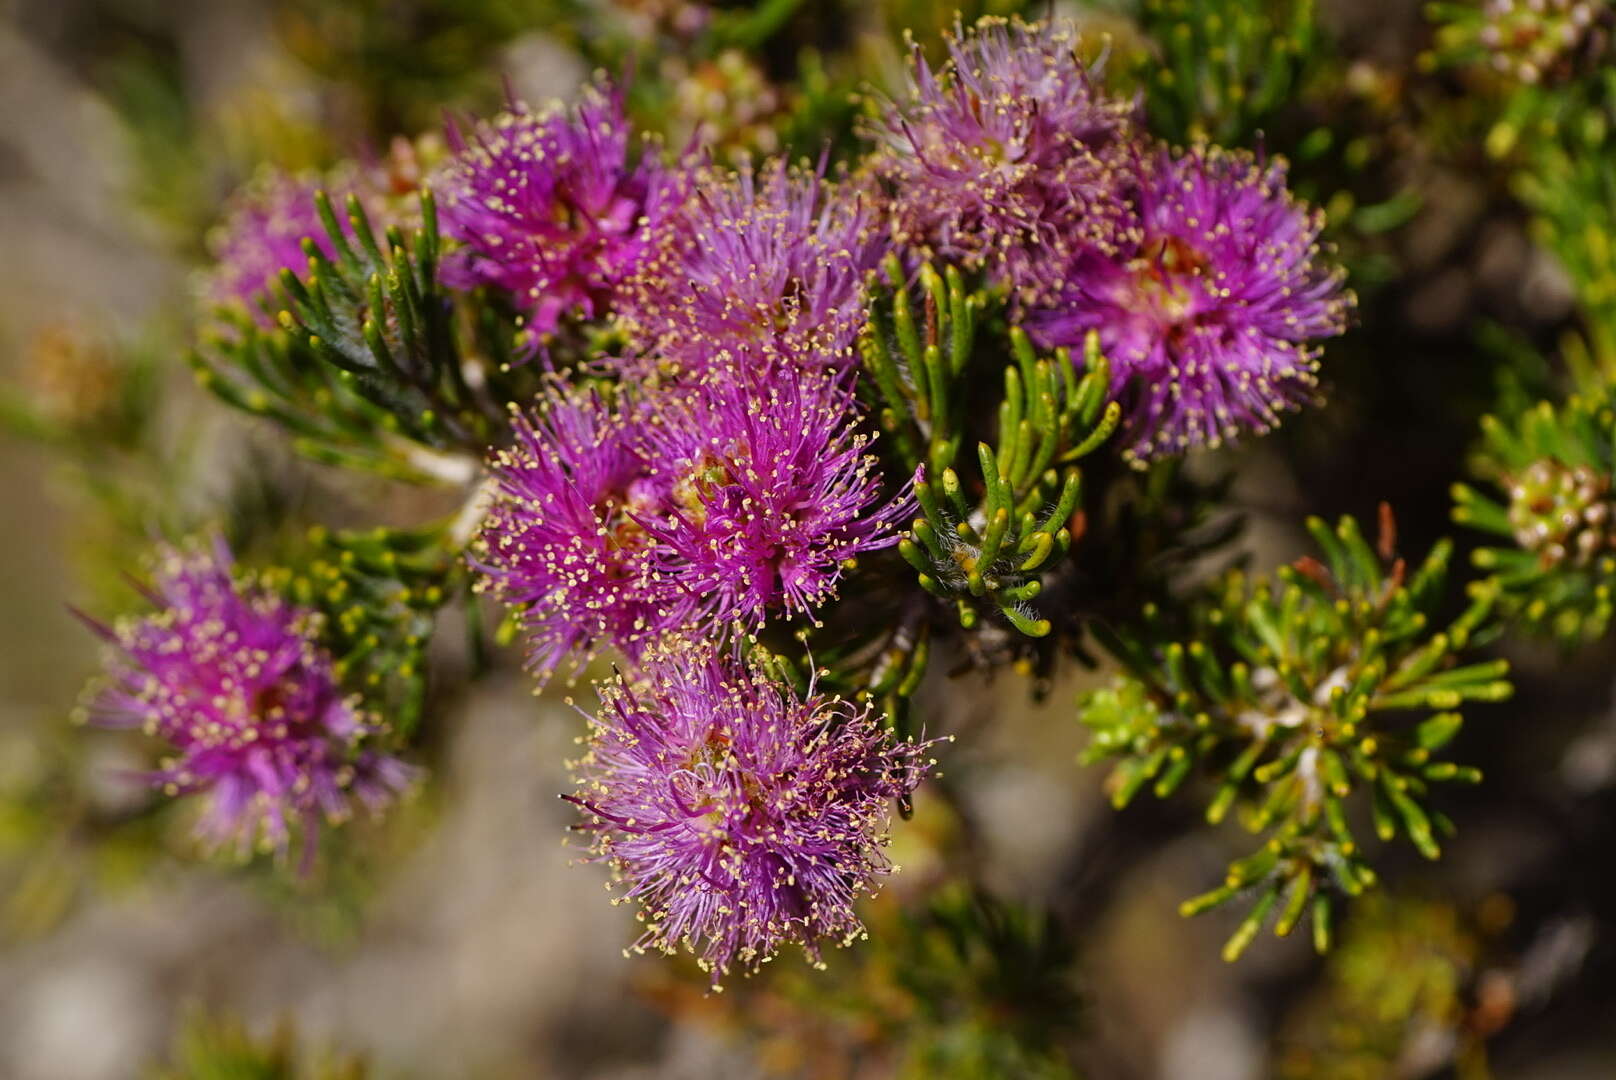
[78,540,414,862]
[624,159,883,378]
[473,382,684,682]
[565,643,935,984]
[1029,145,1353,462]
[866,16,1140,304]
[204,170,337,327]
[436,81,673,336]
[639,369,912,631]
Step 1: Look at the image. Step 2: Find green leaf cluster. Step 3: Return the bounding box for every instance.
[151,1008,367,1080]
[1126,0,1320,146]
[194,190,533,482]
[1082,512,1510,959]
[860,257,1120,638]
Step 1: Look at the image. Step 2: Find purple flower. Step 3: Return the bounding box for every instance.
[639,369,911,631]
[472,371,909,674]
[473,382,683,682]
[436,82,672,336]
[865,16,1140,305]
[565,643,934,984]
[79,540,414,862]
[1029,145,1353,461]
[623,159,882,378]
[205,171,337,327]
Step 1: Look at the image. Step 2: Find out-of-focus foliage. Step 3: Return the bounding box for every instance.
[711,883,1082,1079]
[1125,0,1320,146]
[151,1009,368,1080]
[1273,893,1500,1080]
[1510,68,1616,364]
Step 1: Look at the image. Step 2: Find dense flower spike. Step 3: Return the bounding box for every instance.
[204,170,338,327]
[473,383,680,681]
[866,16,1140,304]
[435,82,673,335]
[639,370,911,630]
[1029,145,1351,461]
[623,159,882,377]
[565,644,933,983]
[79,541,413,860]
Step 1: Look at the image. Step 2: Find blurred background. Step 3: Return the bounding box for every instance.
[2,0,1616,1076]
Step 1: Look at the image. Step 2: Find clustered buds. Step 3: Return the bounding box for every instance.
[1427,0,1613,85]
[1506,457,1616,568]
[1455,392,1616,645]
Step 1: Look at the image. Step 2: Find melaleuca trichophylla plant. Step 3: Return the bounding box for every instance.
[73,9,1547,993]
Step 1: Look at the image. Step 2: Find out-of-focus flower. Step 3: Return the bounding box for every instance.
[623,159,881,379]
[664,49,784,160]
[1030,145,1351,461]
[565,643,934,984]
[472,382,683,682]
[638,369,911,631]
[203,170,337,327]
[435,82,673,336]
[865,16,1140,305]
[78,540,414,861]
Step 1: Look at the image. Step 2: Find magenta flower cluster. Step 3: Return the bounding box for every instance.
[636,369,910,631]
[866,16,1140,306]
[871,17,1352,461]
[157,12,1354,982]
[446,84,927,979]
[435,82,674,336]
[466,150,913,685]
[473,382,674,681]
[565,644,932,984]
[1028,146,1350,458]
[473,368,907,689]
[622,159,882,378]
[439,16,1350,979]
[79,541,414,864]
